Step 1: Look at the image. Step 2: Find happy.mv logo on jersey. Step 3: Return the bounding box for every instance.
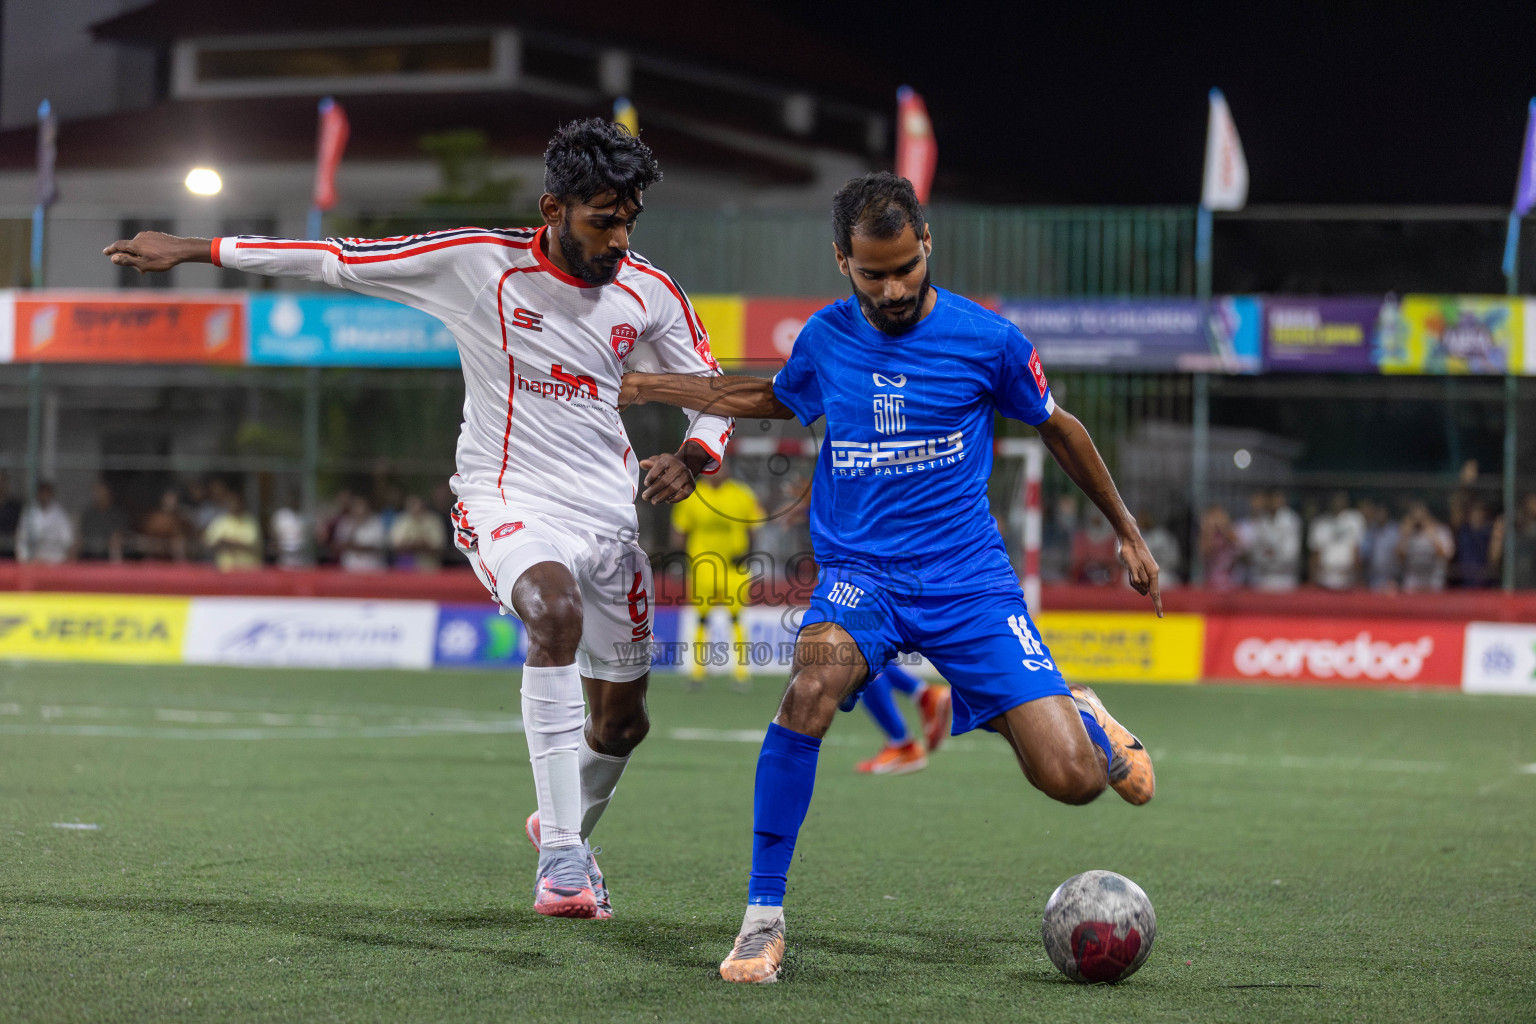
[873,394,906,434]
[611,323,637,362]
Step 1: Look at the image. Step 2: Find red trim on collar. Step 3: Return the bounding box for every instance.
[533,225,600,288]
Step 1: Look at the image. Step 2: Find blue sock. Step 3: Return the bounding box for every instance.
[747,722,822,907]
[881,662,922,697]
[860,672,910,743]
[1078,708,1113,777]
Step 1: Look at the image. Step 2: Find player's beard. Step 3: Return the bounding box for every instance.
[855,269,932,335]
[558,221,623,285]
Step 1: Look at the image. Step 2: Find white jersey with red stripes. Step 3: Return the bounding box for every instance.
[214,225,734,536]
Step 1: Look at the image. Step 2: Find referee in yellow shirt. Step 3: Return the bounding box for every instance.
[671,463,763,684]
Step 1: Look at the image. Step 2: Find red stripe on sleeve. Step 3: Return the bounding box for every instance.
[209,238,223,268]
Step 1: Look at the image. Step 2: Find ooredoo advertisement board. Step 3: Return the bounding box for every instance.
[1203,616,1464,687]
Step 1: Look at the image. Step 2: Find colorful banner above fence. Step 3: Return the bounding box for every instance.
[3,290,1536,375]
[1378,296,1532,375]
[1261,297,1383,373]
[247,294,459,367]
[12,292,243,363]
[1000,298,1261,372]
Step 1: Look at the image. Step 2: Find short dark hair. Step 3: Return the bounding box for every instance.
[832,172,926,256]
[543,118,662,209]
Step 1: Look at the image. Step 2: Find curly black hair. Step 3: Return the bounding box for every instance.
[543,118,662,209]
[831,172,926,256]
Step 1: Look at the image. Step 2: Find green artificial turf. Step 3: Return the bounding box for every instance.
[0,662,1533,1023]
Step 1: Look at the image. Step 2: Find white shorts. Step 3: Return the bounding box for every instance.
[451,500,653,683]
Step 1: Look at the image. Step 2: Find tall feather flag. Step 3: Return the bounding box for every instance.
[896,86,937,203]
[31,98,57,286]
[1501,97,1536,283]
[1200,88,1248,211]
[308,97,350,239]
[614,96,639,136]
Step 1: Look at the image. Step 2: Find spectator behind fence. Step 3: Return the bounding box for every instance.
[314,489,354,564]
[1360,499,1401,593]
[1453,500,1495,588]
[1138,510,1182,587]
[0,471,21,558]
[1490,493,1536,589]
[1200,505,1242,589]
[1070,509,1122,586]
[137,488,188,562]
[389,495,447,571]
[335,496,388,572]
[76,480,128,563]
[270,492,309,569]
[1398,501,1453,593]
[1308,491,1364,591]
[203,491,261,571]
[1241,490,1302,592]
[18,482,73,564]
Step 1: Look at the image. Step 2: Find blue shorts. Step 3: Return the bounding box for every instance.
[799,568,1069,736]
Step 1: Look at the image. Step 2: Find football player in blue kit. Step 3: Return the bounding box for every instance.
[622,172,1162,983]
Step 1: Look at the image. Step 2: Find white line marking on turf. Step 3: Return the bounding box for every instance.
[1520,764,1536,774]
[0,719,524,741]
[663,729,1451,770]
[52,823,98,830]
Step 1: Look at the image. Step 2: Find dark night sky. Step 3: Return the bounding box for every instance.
[774,0,1536,206]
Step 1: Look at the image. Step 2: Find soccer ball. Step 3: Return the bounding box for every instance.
[1041,870,1156,983]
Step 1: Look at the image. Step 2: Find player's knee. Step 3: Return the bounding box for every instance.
[590,707,649,756]
[775,673,843,736]
[1034,754,1107,806]
[521,592,583,660]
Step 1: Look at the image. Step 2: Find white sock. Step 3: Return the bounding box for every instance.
[521,663,585,850]
[578,727,630,840]
[742,905,784,932]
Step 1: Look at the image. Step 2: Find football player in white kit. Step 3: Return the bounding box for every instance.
[105,120,733,920]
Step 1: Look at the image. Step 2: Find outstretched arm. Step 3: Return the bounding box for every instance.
[1035,406,1163,616]
[104,232,214,272]
[106,228,494,324]
[621,371,795,420]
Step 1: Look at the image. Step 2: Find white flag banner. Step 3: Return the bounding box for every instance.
[1201,88,1248,211]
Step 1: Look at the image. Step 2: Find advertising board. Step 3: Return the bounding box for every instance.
[1261,297,1382,373]
[13,293,243,363]
[1001,299,1258,372]
[0,593,189,663]
[1378,296,1525,375]
[247,294,459,367]
[1203,616,1463,687]
[183,598,438,669]
[1461,622,1536,695]
[433,603,526,669]
[1035,612,1204,684]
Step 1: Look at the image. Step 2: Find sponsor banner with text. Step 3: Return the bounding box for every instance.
[1204,616,1463,687]
[1262,297,1383,373]
[184,597,437,669]
[1037,612,1204,684]
[1461,622,1536,695]
[248,294,458,367]
[1000,299,1259,373]
[0,593,189,663]
[14,293,243,363]
[1378,295,1528,375]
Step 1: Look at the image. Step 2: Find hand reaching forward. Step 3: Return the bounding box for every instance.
[102,231,209,274]
[639,452,696,505]
[1118,532,1164,617]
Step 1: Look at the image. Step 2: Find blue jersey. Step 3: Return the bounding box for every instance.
[773,287,1056,595]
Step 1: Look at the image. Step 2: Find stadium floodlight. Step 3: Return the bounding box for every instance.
[185,168,223,195]
[1233,448,1252,469]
